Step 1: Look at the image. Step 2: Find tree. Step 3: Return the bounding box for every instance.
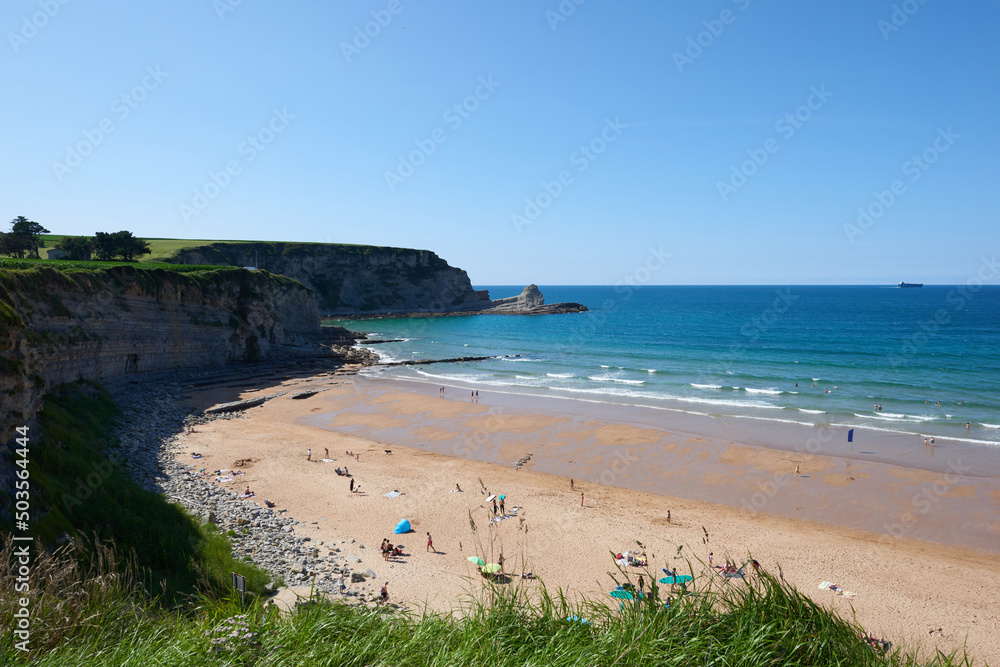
[0,232,32,258]
[93,232,119,260]
[114,231,151,261]
[57,235,95,260]
[10,216,50,258]
[93,230,151,261]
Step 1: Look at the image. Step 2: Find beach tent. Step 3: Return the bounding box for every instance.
[393,519,411,534]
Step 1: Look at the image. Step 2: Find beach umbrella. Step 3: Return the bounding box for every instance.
[609,590,641,600]
[481,563,502,574]
[658,575,693,585]
[467,556,485,567]
[486,494,496,502]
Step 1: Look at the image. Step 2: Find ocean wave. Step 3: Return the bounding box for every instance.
[729,415,815,427]
[798,409,826,414]
[600,365,611,368]
[499,357,542,362]
[547,372,575,378]
[645,369,657,373]
[413,370,484,382]
[550,386,782,410]
[589,375,645,385]
[690,383,722,389]
[515,375,537,380]
[853,412,938,423]
[744,387,783,395]
[981,423,1000,429]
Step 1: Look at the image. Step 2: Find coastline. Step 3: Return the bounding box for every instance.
[170,367,1000,663]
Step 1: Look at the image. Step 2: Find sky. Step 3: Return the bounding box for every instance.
[2,0,998,285]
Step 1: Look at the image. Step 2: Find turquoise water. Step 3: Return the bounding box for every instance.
[333,286,1000,446]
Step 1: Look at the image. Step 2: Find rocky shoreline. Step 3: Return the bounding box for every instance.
[107,369,399,610]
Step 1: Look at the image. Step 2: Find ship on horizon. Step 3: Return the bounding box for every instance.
[898,281,923,288]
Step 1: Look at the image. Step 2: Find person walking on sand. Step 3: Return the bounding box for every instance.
[499,497,505,516]
[426,532,435,553]
[324,448,329,458]
[380,582,389,605]
[350,478,355,493]
[492,499,498,516]
[307,448,311,461]
[338,571,346,593]
[580,492,584,507]
[708,552,713,568]
[795,462,800,477]
[667,510,671,524]
[570,478,574,491]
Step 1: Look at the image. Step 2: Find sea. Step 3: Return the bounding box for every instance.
[329,285,1000,449]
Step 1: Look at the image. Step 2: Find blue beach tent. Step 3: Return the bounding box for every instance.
[393,519,411,534]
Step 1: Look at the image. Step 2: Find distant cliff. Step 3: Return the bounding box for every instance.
[167,242,587,317]
[168,243,489,316]
[0,265,351,443]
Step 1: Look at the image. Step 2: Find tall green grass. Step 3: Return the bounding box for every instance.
[2,542,977,666]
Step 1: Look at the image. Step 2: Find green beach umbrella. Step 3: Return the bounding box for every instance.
[467,557,486,567]
[481,563,502,574]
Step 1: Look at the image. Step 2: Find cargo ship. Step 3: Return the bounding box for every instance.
[898,282,923,288]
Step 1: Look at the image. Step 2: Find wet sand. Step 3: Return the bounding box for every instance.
[178,373,1000,664]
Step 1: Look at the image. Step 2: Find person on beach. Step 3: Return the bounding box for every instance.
[344,466,349,476]
[667,510,671,524]
[930,437,935,445]
[708,552,713,567]
[499,497,505,515]
[498,552,505,572]
[380,582,389,605]
[426,532,435,553]
[580,492,584,507]
[338,571,346,593]
[350,478,355,493]
[324,448,329,458]
[967,422,971,431]
[455,483,462,492]
[307,449,311,461]
[570,478,574,491]
[795,463,800,476]
[637,575,644,592]
[492,499,499,516]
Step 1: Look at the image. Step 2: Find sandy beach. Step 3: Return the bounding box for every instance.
[177,371,1000,664]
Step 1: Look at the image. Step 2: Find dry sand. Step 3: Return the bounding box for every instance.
[177,373,1000,664]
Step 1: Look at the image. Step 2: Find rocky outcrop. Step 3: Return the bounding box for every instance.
[0,265,356,443]
[168,242,490,317]
[483,284,586,315]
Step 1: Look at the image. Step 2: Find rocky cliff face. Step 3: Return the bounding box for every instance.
[168,243,490,317]
[0,265,341,443]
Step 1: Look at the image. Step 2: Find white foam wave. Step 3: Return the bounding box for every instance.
[589,375,645,385]
[515,375,536,380]
[812,378,821,381]
[414,370,483,382]
[981,423,1000,429]
[729,415,815,427]
[499,357,541,362]
[600,365,611,368]
[550,386,782,410]
[645,369,657,373]
[798,409,826,414]
[829,422,1000,446]
[690,383,722,389]
[854,412,938,423]
[744,387,783,395]
[547,372,575,378]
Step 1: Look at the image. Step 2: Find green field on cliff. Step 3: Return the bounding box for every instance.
[39,235,255,262]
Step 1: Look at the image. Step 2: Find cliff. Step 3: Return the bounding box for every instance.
[0,264,350,443]
[167,242,490,316]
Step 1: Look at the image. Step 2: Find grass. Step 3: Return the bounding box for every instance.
[1,539,977,666]
[1,382,271,608]
[0,257,223,272]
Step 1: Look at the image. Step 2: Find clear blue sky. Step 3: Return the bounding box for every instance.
[3,0,998,285]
